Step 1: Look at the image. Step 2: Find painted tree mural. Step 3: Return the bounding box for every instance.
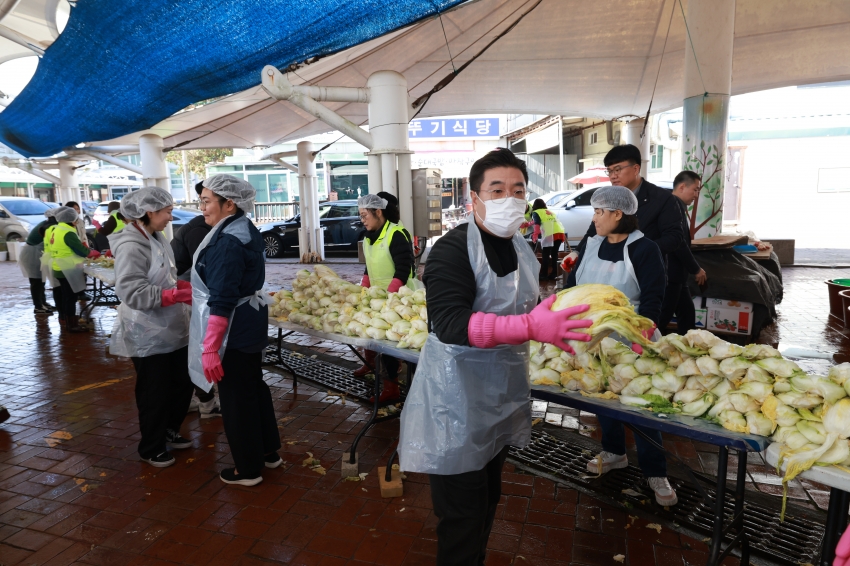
[683,136,724,239]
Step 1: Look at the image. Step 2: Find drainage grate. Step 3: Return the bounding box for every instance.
[264,348,376,401]
[510,430,824,565]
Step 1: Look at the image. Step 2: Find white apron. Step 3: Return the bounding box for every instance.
[18,242,43,280]
[110,231,190,358]
[188,215,272,392]
[575,230,661,342]
[399,218,540,475]
[40,228,87,293]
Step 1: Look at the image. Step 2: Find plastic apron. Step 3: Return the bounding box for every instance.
[574,230,661,343]
[41,224,87,293]
[362,220,422,291]
[398,217,540,475]
[110,231,190,358]
[18,242,43,280]
[537,209,565,248]
[187,215,273,392]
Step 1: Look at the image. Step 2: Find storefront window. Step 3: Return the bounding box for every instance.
[268,174,288,202]
[330,174,368,200]
[249,174,269,202]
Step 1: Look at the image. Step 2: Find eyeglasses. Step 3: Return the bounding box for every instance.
[604,164,637,176]
[479,188,527,204]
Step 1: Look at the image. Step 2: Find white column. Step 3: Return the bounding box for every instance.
[182,150,192,203]
[621,119,650,173]
[58,160,79,204]
[139,133,173,239]
[297,141,323,263]
[367,154,382,195]
[397,153,414,231]
[681,0,735,239]
[380,153,397,198]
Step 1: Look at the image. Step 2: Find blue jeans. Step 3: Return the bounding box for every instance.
[597,415,667,478]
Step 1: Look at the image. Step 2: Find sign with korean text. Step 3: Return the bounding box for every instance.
[408,116,500,139]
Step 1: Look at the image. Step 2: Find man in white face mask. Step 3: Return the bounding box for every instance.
[399,148,593,565]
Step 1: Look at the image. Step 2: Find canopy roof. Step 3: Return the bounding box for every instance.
[0,0,66,64]
[5,0,850,156]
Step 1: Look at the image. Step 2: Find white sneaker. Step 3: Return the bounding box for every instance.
[586,451,628,475]
[199,398,221,418]
[647,476,678,506]
[187,396,200,413]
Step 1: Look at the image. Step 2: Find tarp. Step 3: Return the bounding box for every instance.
[0,0,466,156]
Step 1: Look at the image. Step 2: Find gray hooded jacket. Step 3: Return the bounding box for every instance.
[108,224,176,311]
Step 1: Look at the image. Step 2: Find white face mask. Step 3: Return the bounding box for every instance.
[475,196,527,238]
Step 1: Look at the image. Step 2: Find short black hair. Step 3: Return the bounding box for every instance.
[107,201,121,213]
[469,148,528,194]
[674,170,701,188]
[532,198,546,211]
[65,200,79,209]
[138,212,151,226]
[194,181,205,196]
[611,213,639,234]
[603,144,641,168]
[376,191,400,224]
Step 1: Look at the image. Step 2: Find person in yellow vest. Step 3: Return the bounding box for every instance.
[356,191,416,403]
[519,202,533,237]
[531,198,566,281]
[43,206,100,332]
[98,201,126,237]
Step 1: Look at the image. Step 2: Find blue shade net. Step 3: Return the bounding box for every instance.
[0,0,465,157]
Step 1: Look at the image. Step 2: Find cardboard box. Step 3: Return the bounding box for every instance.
[705,298,754,335]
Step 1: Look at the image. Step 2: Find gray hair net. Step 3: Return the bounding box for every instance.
[120,186,173,220]
[357,194,388,210]
[203,174,256,212]
[44,206,61,218]
[53,206,77,224]
[590,186,639,216]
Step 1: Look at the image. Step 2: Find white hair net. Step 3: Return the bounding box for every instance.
[54,206,79,224]
[590,186,638,215]
[120,187,173,220]
[44,206,61,218]
[357,194,388,210]
[203,174,256,212]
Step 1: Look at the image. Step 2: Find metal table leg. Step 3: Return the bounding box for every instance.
[348,354,384,464]
[707,446,729,565]
[821,487,850,566]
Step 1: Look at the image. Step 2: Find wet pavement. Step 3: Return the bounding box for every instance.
[0,260,849,565]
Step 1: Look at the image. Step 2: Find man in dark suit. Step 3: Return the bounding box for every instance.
[659,170,707,333]
[574,144,685,266]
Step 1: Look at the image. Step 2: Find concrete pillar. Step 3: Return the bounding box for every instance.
[681,0,735,239]
[139,133,173,239]
[58,160,79,204]
[297,141,323,263]
[621,119,650,173]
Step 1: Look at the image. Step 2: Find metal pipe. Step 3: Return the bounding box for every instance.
[79,145,140,153]
[70,149,144,175]
[261,66,373,149]
[295,84,369,104]
[1,157,60,184]
[0,24,45,56]
[397,153,413,231]
[268,155,299,174]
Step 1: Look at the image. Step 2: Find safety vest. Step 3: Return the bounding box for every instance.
[363,221,416,291]
[111,211,126,233]
[520,208,533,236]
[537,209,565,239]
[45,223,78,271]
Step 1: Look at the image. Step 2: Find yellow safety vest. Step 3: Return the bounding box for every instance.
[537,209,565,239]
[45,223,78,271]
[520,208,533,236]
[111,211,126,233]
[363,221,416,291]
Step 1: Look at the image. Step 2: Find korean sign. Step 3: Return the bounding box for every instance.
[408,117,500,139]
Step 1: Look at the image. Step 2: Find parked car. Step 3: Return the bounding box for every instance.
[258,199,365,258]
[92,202,112,225]
[80,200,99,225]
[0,197,53,241]
[536,190,575,208]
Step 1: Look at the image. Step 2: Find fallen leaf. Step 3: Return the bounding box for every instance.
[399,508,405,512]
[185,458,195,464]
[75,478,85,485]
[207,444,214,448]
[99,472,106,477]
[613,555,625,563]
[531,418,542,426]
[516,557,526,562]
[344,476,361,482]
[629,515,638,525]
[359,473,367,481]
[646,523,662,534]
[622,489,643,497]
[362,488,368,492]
[369,528,376,532]
[80,485,89,493]
[624,524,630,530]
[590,516,595,520]
[286,441,298,445]
[606,519,614,522]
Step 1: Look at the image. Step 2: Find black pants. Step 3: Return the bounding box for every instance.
[29,278,46,308]
[429,446,510,566]
[131,346,194,459]
[659,278,696,333]
[218,349,281,477]
[57,277,78,325]
[541,241,562,279]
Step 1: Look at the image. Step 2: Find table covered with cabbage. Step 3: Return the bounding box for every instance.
[530,283,850,499]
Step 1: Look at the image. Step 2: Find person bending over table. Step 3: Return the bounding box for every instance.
[399,148,593,565]
[565,185,676,506]
[19,207,59,315]
[530,198,566,281]
[356,191,416,403]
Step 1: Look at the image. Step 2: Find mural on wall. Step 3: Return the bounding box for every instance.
[682,94,730,238]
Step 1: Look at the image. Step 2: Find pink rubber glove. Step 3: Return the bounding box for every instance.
[468,294,592,354]
[203,315,228,383]
[519,221,532,230]
[532,224,541,244]
[387,278,404,293]
[836,525,850,566]
[631,326,656,354]
[87,249,101,259]
[361,275,370,288]
[104,249,113,258]
[161,287,192,307]
[176,280,191,291]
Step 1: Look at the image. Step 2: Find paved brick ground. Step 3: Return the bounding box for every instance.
[0,261,848,565]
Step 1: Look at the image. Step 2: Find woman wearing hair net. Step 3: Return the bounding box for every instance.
[19,207,60,315]
[565,185,676,506]
[189,174,279,486]
[355,191,416,403]
[42,206,100,331]
[109,187,194,468]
